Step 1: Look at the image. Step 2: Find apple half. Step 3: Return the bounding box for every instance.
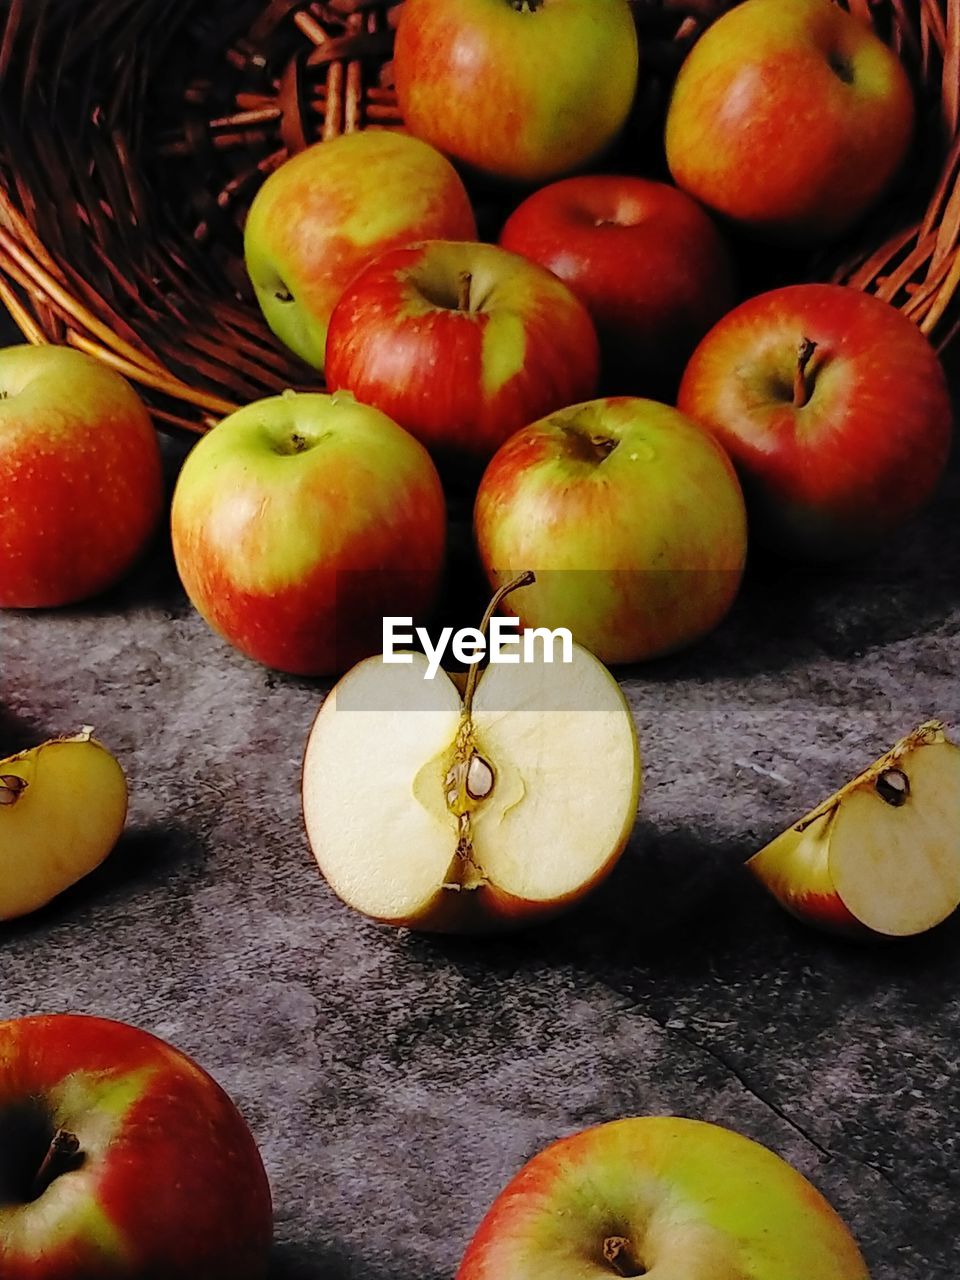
[302,574,640,932]
[748,721,960,938]
[0,729,128,920]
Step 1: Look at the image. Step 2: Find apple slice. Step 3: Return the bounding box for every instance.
[748,721,960,938]
[302,574,640,932]
[0,729,128,920]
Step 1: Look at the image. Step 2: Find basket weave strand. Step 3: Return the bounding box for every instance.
[0,0,956,436]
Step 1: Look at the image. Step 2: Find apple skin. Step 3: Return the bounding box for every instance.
[499,174,736,397]
[171,391,447,676]
[665,0,914,243]
[394,0,639,184]
[0,1014,272,1280]
[244,131,477,371]
[474,397,747,665]
[677,283,952,560]
[0,346,163,609]
[457,1117,868,1280]
[325,240,600,464]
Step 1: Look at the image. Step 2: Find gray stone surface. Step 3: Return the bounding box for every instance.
[2,416,959,1278]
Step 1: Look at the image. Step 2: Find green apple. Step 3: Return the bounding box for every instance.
[244,131,477,370]
[458,1117,868,1279]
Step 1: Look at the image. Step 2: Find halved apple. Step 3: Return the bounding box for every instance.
[302,575,641,932]
[748,721,960,938]
[0,729,128,920]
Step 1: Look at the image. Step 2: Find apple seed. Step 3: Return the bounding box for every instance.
[875,767,910,807]
[0,774,27,805]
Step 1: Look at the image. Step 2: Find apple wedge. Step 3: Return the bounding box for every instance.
[302,575,641,932]
[0,729,128,920]
[748,721,960,938]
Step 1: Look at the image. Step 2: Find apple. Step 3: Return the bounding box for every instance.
[0,345,163,609]
[0,728,127,921]
[394,0,639,184]
[302,573,640,932]
[325,240,600,464]
[244,131,477,371]
[171,390,447,677]
[457,1116,868,1279]
[677,283,952,559]
[0,1013,272,1279]
[665,0,914,243]
[499,174,736,396]
[473,398,748,665]
[749,720,960,939]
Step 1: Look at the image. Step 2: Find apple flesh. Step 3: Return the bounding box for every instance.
[325,240,600,464]
[394,0,639,184]
[0,730,127,921]
[677,283,953,560]
[457,1116,868,1280]
[244,130,477,371]
[665,0,914,242]
[0,1014,272,1279]
[474,398,748,665]
[0,345,163,609]
[302,576,640,932]
[499,175,736,397]
[171,391,447,677]
[749,721,960,939]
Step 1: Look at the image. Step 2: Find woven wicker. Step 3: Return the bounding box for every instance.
[0,0,956,437]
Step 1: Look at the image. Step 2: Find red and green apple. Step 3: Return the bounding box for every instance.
[0,345,163,609]
[677,283,952,559]
[394,0,639,184]
[171,391,447,676]
[0,1013,272,1280]
[244,131,477,371]
[325,240,600,465]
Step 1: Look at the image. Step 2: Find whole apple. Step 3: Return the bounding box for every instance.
[474,397,747,665]
[0,1014,272,1280]
[665,0,914,242]
[499,174,736,396]
[394,0,639,183]
[457,1117,868,1279]
[171,391,447,676]
[244,131,477,370]
[325,240,600,464]
[0,345,163,608]
[677,283,952,559]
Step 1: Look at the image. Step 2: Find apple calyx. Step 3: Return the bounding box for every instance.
[30,1127,82,1200]
[511,0,544,12]
[603,1235,646,1277]
[792,337,818,408]
[796,720,943,833]
[442,571,535,888]
[0,774,28,806]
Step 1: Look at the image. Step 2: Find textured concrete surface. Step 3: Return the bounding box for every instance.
[2,395,959,1277]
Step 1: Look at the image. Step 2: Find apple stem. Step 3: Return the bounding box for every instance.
[30,1129,81,1200]
[603,1235,646,1277]
[457,271,473,313]
[0,774,27,806]
[792,337,818,408]
[462,571,536,717]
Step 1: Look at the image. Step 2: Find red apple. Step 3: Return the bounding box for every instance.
[474,397,747,665]
[394,0,639,184]
[244,131,477,371]
[171,390,447,676]
[325,240,600,465]
[677,283,952,559]
[500,174,736,396]
[665,0,914,243]
[0,1013,272,1280]
[0,345,163,608]
[457,1117,868,1279]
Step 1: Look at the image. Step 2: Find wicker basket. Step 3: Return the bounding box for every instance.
[0,0,956,437]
